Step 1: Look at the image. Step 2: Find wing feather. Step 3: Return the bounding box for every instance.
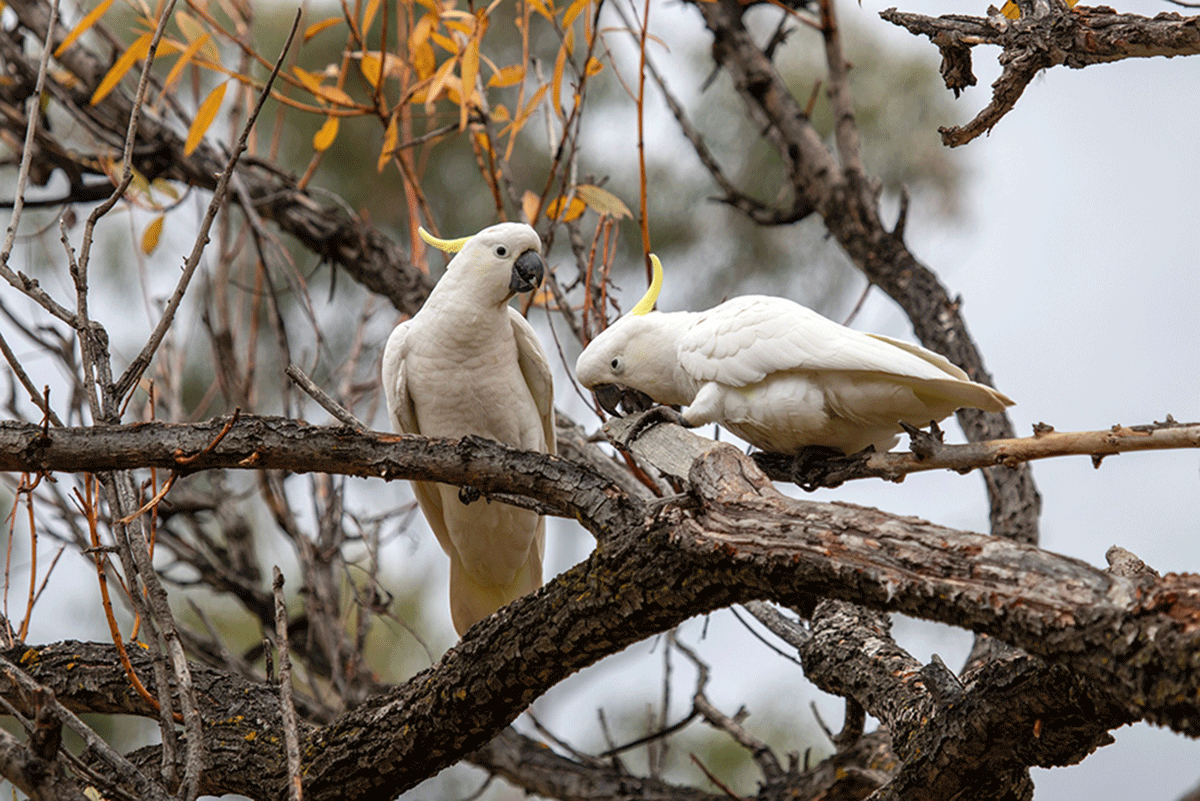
[509,307,556,455]
[678,296,989,390]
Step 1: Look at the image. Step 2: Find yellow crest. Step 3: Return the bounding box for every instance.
[418,226,473,254]
[630,254,663,316]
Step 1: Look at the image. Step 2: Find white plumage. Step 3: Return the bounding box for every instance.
[382,223,554,636]
[575,259,1011,455]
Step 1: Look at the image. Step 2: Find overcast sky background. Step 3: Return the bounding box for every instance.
[3,0,1198,798]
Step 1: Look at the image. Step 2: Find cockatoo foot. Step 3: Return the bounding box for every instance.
[458,485,483,505]
[899,420,944,459]
[753,445,862,492]
[623,405,690,446]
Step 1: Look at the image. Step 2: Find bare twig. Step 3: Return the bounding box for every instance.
[274,567,304,801]
[112,10,304,405]
[285,364,368,430]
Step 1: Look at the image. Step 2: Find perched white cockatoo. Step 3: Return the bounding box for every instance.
[575,255,1012,455]
[382,223,554,636]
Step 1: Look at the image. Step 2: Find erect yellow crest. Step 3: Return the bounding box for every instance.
[418,226,473,254]
[629,254,663,316]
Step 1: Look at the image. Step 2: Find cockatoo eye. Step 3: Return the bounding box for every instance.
[610,357,624,375]
[494,244,509,258]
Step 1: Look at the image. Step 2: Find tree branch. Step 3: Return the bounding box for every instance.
[880,5,1200,146]
[3,434,1199,799]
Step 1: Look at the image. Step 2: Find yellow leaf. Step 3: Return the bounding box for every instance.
[304,17,342,41]
[545,195,585,222]
[362,0,382,33]
[378,113,398,172]
[459,37,479,129]
[91,31,152,104]
[521,190,540,224]
[575,184,632,219]
[292,66,322,93]
[491,102,510,122]
[444,18,474,37]
[151,177,180,200]
[293,67,355,107]
[130,165,151,197]
[55,0,115,58]
[316,80,355,106]
[430,31,457,53]
[413,42,436,80]
[410,13,435,49]
[488,64,524,88]
[313,115,338,151]
[563,0,591,28]
[424,55,458,109]
[141,215,164,255]
[184,80,226,155]
[175,12,207,46]
[161,32,212,96]
[510,83,547,132]
[528,0,553,20]
[360,53,382,88]
[585,56,603,77]
[551,38,567,119]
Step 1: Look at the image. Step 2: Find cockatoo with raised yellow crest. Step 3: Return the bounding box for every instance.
[576,255,1012,456]
[382,223,554,636]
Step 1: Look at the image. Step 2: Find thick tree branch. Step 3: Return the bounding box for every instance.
[3,436,1199,799]
[881,5,1200,146]
[3,415,1195,498]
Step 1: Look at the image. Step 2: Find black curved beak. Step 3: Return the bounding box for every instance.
[593,384,625,417]
[510,249,545,294]
[592,384,655,417]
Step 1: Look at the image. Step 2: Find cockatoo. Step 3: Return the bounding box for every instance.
[575,255,1012,455]
[382,223,554,636]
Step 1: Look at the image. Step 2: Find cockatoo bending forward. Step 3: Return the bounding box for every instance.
[382,223,554,636]
[575,255,1012,455]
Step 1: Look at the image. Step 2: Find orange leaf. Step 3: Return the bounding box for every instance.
[175,12,219,61]
[292,66,322,93]
[563,0,591,28]
[424,55,458,109]
[91,31,152,104]
[316,85,355,107]
[545,195,586,222]
[304,17,342,41]
[551,38,567,119]
[293,67,355,107]
[491,102,510,122]
[141,215,165,255]
[184,80,226,155]
[161,32,213,96]
[413,42,436,80]
[575,184,632,219]
[430,31,457,53]
[362,0,383,33]
[55,0,115,58]
[585,56,603,77]
[510,84,548,132]
[527,0,554,20]
[488,64,524,88]
[313,115,339,151]
[521,190,540,224]
[459,37,479,129]
[360,53,383,88]
[378,113,398,172]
